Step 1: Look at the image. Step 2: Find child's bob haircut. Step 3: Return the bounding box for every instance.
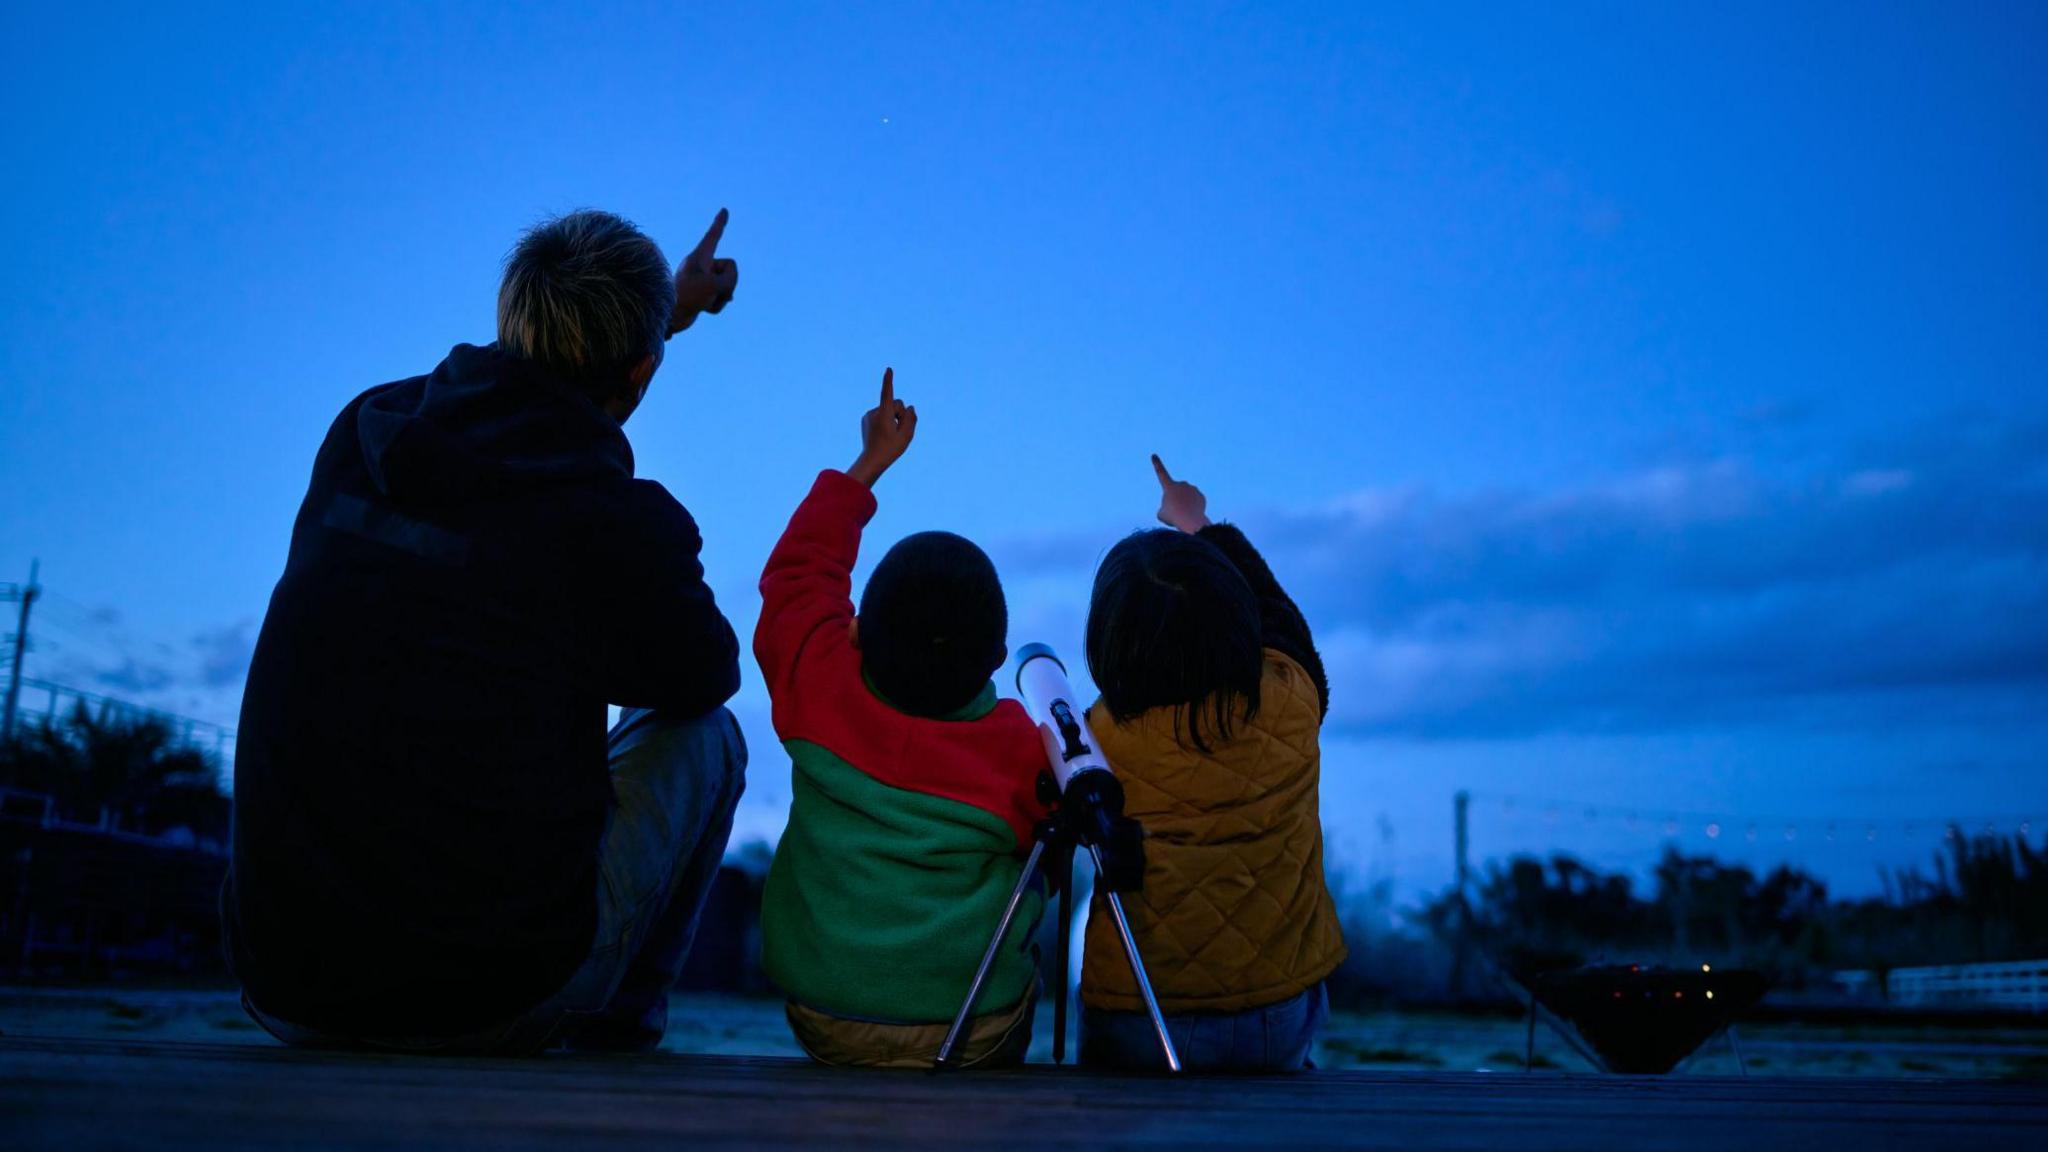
[1085,528,1262,752]
[858,531,1009,717]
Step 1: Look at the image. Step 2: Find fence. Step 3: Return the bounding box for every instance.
[1855,960,2048,1014]
[14,677,235,757]
[0,787,229,978]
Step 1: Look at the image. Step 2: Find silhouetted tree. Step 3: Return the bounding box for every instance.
[1418,832,2045,985]
[0,703,229,846]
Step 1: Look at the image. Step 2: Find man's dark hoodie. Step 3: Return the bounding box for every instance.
[229,344,739,1038]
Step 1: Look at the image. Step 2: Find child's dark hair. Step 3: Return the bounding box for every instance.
[1085,528,1262,751]
[858,531,1009,717]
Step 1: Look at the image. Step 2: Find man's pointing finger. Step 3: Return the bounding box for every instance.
[693,208,729,260]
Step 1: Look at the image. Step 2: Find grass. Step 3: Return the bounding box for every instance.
[2004,1055,2048,1082]
[1483,1049,1560,1070]
[1319,1038,1445,1067]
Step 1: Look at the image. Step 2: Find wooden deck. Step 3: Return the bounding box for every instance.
[5,1035,2045,1150]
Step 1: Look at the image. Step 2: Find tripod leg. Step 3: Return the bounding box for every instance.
[1090,846,1182,1073]
[935,841,1047,1069]
[1054,855,1071,1064]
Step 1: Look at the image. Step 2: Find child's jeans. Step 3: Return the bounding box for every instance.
[1079,982,1328,1073]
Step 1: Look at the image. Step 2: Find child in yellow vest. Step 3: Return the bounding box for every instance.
[1078,455,1346,1072]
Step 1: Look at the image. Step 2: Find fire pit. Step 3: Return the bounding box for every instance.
[1529,964,1768,1073]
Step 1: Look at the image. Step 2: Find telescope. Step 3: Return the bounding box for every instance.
[935,643,1181,1071]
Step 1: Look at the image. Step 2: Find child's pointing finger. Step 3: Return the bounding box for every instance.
[1152,453,1174,487]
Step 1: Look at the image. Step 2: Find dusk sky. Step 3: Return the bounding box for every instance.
[3,2,2043,897]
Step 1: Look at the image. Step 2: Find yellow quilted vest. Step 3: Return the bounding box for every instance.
[1080,650,1346,1014]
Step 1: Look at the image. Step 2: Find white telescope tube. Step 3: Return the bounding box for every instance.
[936,642,1181,1072]
[1013,642,1110,790]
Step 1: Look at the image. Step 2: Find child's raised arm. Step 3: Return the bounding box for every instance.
[753,370,918,693]
[1152,453,1331,718]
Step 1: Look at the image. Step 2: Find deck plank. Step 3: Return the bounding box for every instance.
[5,1036,2046,1150]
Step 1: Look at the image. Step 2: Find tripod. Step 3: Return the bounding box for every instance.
[933,779,1182,1072]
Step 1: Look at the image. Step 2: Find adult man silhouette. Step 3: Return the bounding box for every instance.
[228,208,745,1054]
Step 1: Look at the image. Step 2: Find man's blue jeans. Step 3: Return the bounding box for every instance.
[247,706,747,1056]
[1079,983,1329,1073]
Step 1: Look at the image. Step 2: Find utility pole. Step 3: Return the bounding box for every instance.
[1451,789,1471,1001]
[3,560,40,744]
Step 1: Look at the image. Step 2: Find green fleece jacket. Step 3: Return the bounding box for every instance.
[753,470,1049,1022]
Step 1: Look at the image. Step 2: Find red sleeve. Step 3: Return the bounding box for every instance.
[753,470,1049,849]
[753,469,877,702]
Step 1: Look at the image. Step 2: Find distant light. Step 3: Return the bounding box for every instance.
[1706,823,1722,839]
[1702,964,1711,973]
[1706,990,1715,1000]
[1674,991,1684,999]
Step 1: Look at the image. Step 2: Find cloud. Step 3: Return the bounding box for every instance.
[93,658,175,695]
[191,622,255,688]
[995,418,2048,739]
[33,609,256,729]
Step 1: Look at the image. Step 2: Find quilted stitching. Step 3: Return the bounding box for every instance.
[1082,652,1347,1013]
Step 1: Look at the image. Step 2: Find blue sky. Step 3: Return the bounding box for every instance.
[2,2,2043,896]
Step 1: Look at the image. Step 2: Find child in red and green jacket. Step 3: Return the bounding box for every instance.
[756,370,1049,1068]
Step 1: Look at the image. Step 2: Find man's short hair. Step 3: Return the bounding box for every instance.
[858,532,1009,717]
[497,209,676,392]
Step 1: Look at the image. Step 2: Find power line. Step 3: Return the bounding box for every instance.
[3,571,240,754]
